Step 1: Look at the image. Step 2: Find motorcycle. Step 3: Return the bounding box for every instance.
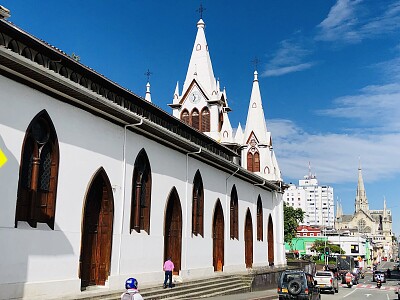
[345,274,353,288]
[376,279,382,289]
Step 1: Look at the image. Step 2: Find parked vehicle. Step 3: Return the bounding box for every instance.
[277,270,321,300]
[314,271,339,294]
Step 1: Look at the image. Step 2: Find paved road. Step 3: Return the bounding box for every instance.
[203,262,400,300]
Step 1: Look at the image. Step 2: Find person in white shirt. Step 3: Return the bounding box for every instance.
[121,277,144,300]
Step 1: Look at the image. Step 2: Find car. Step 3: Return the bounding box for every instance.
[314,270,339,294]
[277,270,321,300]
[372,270,386,283]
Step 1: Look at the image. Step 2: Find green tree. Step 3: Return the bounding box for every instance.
[310,239,345,254]
[283,203,304,245]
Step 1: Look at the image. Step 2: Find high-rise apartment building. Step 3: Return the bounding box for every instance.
[284,172,334,227]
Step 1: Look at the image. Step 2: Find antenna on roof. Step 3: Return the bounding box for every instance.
[196,3,206,19]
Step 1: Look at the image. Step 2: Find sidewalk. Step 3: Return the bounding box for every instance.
[199,288,277,300]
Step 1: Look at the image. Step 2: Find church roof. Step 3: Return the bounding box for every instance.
[0,18,283,193]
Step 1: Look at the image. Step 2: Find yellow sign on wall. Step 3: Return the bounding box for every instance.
[0,148,8,168]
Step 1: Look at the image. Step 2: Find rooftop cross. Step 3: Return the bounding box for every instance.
[251,57,260,71]
[144,69,152,82]
[196,3,206,19]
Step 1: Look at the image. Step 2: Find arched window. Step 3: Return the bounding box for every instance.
[257,196,263,241]
[247,152,253,172]
[218,111,223,132]
[191,108,200,130]
[247,149,260,172]
[15,110,59,229]
[230,185,239,240]
[130,149,152,234]
[200,107,210,132]
[192,170,204,237]
[181,109,189,125]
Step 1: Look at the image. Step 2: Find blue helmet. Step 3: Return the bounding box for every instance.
[125,277,138,289]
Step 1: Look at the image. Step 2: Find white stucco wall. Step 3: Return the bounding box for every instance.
[0,74,285,299]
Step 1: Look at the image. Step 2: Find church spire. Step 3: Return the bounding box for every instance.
[355,163,369,213]
[243,71,269,145]
[242,70,281,181]
[383,196,388,219]
[182,18,216,95]
[144,69,152,102]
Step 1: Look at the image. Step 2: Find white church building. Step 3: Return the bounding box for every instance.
[0,7,285,300]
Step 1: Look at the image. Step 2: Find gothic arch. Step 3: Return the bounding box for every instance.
[230,185,239,240]
[191,108,200,130]
[164,187,182,275]
[267,214,274,265]
[244,209,253,268]
[130,148,152,234]
[80,167,114,288]
[247,149,260,172]
[200,107,210,132]
[212,199,224,271]
[257,195,263,241]
[181,109,189,124]
[192,170,204,236]
[15,110,59,229]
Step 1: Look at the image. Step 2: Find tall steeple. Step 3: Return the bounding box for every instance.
[243,71,269,145]
[169,16,231,142]
[242,70,281,181]
[182,18,216,95]
[383,197,388,219]
[355,163,369,213]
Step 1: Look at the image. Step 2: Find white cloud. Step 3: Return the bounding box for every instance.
[316,0,362,43]
[262,39,315,77]
[263,63,314,77]
[316,0,400,43]
[269,119,400,185]
[316,83,400,132]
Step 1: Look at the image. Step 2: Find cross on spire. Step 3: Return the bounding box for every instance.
[144,69,152,82]
[251,57,260,71]
[196,3,205,19]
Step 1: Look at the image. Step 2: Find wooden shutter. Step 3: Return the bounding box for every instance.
[201,108,210,132]
[191,109,200,130]
[181,110,189,124]
[247,152,253,172]
[254,152,260,172]
[198,191,204,237]
[257,198,263,241]
[143,171,151,233]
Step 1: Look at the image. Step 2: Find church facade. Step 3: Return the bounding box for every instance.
[335,166,394,261]
[0,11,285,300]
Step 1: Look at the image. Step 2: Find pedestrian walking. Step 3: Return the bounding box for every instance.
[121,277,143,300]
[163,257,174,288]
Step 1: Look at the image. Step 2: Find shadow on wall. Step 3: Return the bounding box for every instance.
[0,135,75,300]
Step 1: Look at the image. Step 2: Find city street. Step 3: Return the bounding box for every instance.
[204,261,399,300]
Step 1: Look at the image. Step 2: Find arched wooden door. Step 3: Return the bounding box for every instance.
[80,168,114,288]
[244,209,253,268]
[268,215,274,265]
[213,199,224,271]
[164,187,182,275]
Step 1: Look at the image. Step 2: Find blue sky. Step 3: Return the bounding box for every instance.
[3,0,400,235]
